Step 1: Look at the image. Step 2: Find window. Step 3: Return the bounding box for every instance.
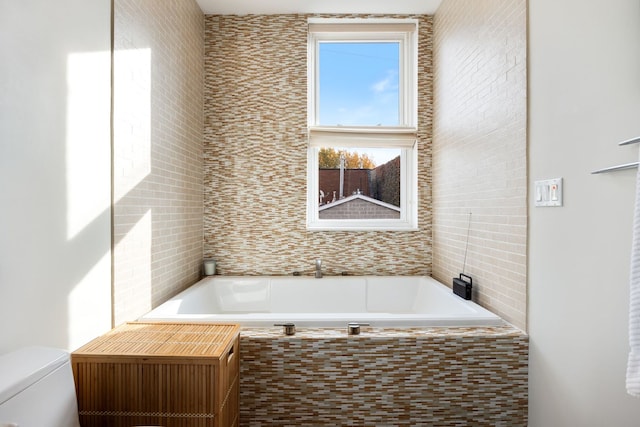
[307,19,418,231]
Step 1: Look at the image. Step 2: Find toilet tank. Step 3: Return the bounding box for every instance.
[0,347,80,427]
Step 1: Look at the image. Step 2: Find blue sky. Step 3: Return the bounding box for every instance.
[318,41,400,127]
[318,41,401,165]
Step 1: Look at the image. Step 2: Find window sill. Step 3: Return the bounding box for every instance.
[307,220,419,232]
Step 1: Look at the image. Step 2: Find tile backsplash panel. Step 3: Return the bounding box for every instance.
[112,0,204,325]
[203,15,433,277]
[432,0,528,330]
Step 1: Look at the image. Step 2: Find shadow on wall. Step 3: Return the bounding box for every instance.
[111,0,204,326]
[0,0,112,353]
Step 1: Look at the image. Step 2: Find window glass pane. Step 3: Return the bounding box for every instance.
[318,147,401,220]
[318,42,400,126]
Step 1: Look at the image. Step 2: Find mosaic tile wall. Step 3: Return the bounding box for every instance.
[432,0,528,330]
[113,0,204,325]
[240,326,528,426]
[203,15,433,277]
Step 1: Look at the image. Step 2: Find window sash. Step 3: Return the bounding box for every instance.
[306,146,417,231]
[306,19,419,231]
[308,19,418,129]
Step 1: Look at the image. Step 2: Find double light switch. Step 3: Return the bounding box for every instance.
[534,178,563,207]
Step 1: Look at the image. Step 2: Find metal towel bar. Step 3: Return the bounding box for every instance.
[619,136,640,146]
[591,162,639,175]
[591,136,640,174]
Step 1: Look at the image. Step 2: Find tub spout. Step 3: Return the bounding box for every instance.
[315,259,322,278]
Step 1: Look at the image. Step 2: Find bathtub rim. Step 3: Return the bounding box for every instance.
[140,275,506,328]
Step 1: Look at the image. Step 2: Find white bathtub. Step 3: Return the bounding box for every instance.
[141,275,503,327]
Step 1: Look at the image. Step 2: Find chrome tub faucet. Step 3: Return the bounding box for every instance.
[315,259,322,278]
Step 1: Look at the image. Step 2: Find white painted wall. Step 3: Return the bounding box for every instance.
[529,0,640,424]
[0,0,112,353]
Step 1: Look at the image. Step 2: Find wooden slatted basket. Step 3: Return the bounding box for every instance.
[72,322,240,427]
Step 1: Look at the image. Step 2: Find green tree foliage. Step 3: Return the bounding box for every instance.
[318,148,376,169]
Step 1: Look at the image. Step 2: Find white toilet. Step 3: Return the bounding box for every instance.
[0,346,81,427]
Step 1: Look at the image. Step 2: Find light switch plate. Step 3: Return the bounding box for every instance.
[534,178,563,207]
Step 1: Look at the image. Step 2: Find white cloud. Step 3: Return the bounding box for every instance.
[372,76,392,93]
[371,70,398,94]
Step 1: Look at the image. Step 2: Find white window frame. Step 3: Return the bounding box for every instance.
[307,18,419,231]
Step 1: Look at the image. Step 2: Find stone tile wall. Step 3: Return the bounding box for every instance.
[203,14,433,277]
[240,326,528,426]
[113,0,204,325]
[432,0,528,330]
